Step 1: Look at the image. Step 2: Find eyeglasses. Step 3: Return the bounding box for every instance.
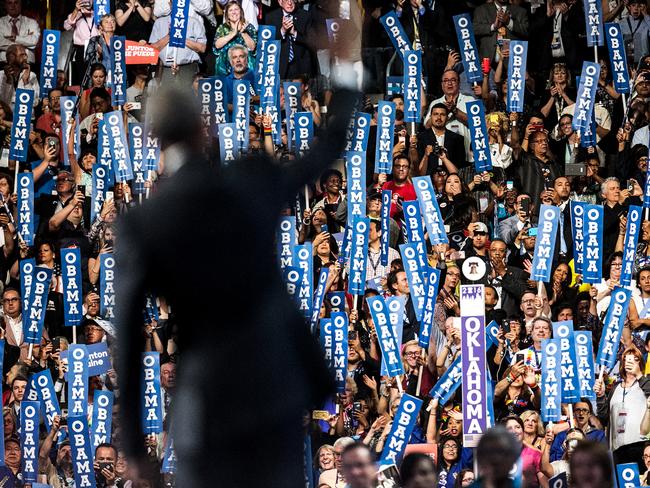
[611,262,623,268]
[404,351,419,358]
[394,164,409,170]
[442,78,458,84]
[643,454,650,460]
[2,297,18,303]
[522,299,535,304]
[531,138,548,145]
[573,408,589,414]
[443,444,458,451]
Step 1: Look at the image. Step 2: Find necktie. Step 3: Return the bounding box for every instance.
[10,18,18,38]
[285,15,294,63]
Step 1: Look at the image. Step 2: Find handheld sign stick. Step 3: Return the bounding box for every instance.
[396,376,404,393]
[415,348,425,397]
[567,403,575,428]
[27,342,33,360]
[72,325,77,344]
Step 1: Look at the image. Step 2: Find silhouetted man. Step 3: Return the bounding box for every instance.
[116,74,359,486]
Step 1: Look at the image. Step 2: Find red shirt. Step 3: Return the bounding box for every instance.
[382,180,417,218]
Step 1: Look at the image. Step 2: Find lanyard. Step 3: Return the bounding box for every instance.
[622,379,638,405]
[628,17,643,37]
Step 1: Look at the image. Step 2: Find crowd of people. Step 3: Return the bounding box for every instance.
[0,0,649,486]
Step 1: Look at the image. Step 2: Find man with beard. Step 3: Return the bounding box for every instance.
[224,44,256,101]
[417,103,465,174]
[39,415,76,488]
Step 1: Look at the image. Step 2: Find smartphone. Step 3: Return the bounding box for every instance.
[312,410,330,420]
[321,224,328,233]
[501,319,511,334]
[105,191,114,201]
[130,102,142,110]
[59,415,67,426]
[105,239,114,249]
[506,180,513,191]
[514,352,525,364]
[77,185,86,195]
[52,337,61,352]
[521,198,530,215]
[47,139,57,148]
[349,330,358,341]
[95,112,104,120]
[528,227,538,237]
[353,402,362,413]
[628,179,635,192]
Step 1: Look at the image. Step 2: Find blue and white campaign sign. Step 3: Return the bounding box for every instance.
[375,101,396,174]
[413,176,448,246]
[531,205,561,282]
[91,390,113,449]
[507,41,528,112]
[100,254,115,320]
[207,77,229,128]
[331,312,348,392]
[346,151,366,221]
[328,291,346,313]
[142,352,163,434]
[105,111,133,182]
[144,126,160,174]
[570,201,586,274]
[616,463,640,488]
[277,216,296,269]
[344,113,356,153]
[549,472,568,488]
[294,243,313,319]
[20,400,39,482]
[111,36,127,105]
[460,285,488,448]
[379,11,409,61]
[596,286,632,370]
[368,295,404,377]
[429,355,462,404]
[572,62,601,132]
[97,120,115,190]
[24,267,52,344]
[94,0,109,23]
[161,436,177,474]
[255,25,276,93]
[283,81,301,151]
[644,170,650,209]
[583,0,604,46]
[419,268,441,348]
[320,318,333,368]
[310,267,330,332]
[68,344,89,418]
[294,112,314,155]
[403,200,428,269]
[218,123,238,164]
[20,258,34,313]
[259,40,280,108]
[28,370,61,431]
[386,296,405,346]
[61,248,83,327]
[349,112,371,154]
[91,164,109,223]
[129,123,146,195]
[379,394,423,465]
[552,321,580,403]
[233,80,250,154]
[349,217,370,296]
[169,0,191,48]
[605,23,630,93]
[10,89,34,161]
[582,204,603,283]
[466,100,493,172]
[541,338,562,422]
[17,172,34,246]
[621,205,642,286]
[60,342,111,378]
[400,242,427,320]
[574,331,596,401]
[61,96,80,168]
[69,415,97,488]
[381,190,392,266]
[40,30,60,93]
[453,14,482,84]
[282,266,303,305]
[403,50,422,123]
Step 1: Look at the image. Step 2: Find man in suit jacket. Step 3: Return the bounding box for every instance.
[417,102,467,175]
[116,76,358,485]
[266,0,316,78]
[473,0,529,61]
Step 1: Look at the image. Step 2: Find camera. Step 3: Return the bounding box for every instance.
[432,141,444,156]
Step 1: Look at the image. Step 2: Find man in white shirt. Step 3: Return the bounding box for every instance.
[422,69,474,162]
[0,43,39,109]
[366,217,399,281]
[0,0,40,63]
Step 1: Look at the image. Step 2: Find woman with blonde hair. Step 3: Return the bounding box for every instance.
[214,2,257,76]
[520,409,545,450]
